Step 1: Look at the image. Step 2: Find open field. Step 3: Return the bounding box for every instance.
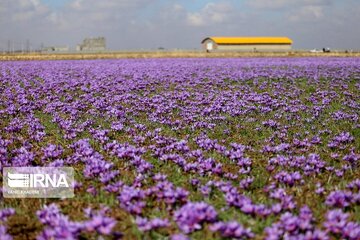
[0,58,360,239]
[1,51,360,61]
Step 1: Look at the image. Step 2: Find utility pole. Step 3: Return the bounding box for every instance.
[26,39,30,53]
[7,40,10,53]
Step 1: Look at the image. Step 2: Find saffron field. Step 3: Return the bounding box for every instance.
[0,58,360,239]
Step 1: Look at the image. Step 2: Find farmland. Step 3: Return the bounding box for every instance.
[0,57,360,239]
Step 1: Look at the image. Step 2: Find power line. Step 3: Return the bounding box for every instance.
[0,39,43,53]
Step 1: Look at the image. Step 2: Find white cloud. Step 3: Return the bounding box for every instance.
[247,0,290,9]
[187,13,204,26]
[56,0,157,30]
[159,3,187,22]
[69,0,153,12]
[246,0,332,24]
[186,2,233,27]
[1,0,50,22]
[247,0,332,9]
[288,5,324,22]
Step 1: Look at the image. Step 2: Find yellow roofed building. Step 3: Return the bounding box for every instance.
[201,36,293,52]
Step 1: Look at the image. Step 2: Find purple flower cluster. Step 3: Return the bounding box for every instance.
[36,204,116,239]
[1,57,360,238]
[0,208,15,221]
[36,204,83,239]
[173,202,217,233]
[325,190,355,208]
[273,171,302,186]
[118,185,146,214]
[11,146,35,167]
[323,209,360,239]
[0,208,15,240]
[83,207,117,235]
[265,206,327,240]
[224,184,295,217]
[239,177,254,189]
[267,154,326,176]
[328,132,354,149]
[146,179,189,207]
[42,144,63,161]
[209,221,254,239]
[135,217,170,232]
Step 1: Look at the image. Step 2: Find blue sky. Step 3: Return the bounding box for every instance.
[1,0,359,51]
[41,0,70,9]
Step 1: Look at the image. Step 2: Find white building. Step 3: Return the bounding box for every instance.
[77,37,106,51]
[42,46,69,52]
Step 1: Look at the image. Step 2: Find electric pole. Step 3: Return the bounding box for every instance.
[26,39,30,53]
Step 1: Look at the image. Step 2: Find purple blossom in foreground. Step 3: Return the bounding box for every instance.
[90,128,109,144]
[42,144,63,161]
[343,152,360,165]
[0,208,15,240]
[99,170,119,183]
[265,206,327,240]
[111,121,124,131]
[325,190,353,208]
[11,147,35,167]
[0,208,15,221]
[190,178,200,186]
[342,222,360,240]
[323,209,349,236]
[0,225,12,240]
[240,177,254,189]
[173,202,217,233]
[36,204,116,239]
[274,171,302,186]
[323,209,360,239]
[83,212,116,235]
[170,233,190,240]
[135,217,170,232]
[347,179,360,191]
[36,204,83,240]
[315,183,325,195]
[118,186,146,214]
[267,154,326,176]
[83,152,113,179]
[209,221,254,239]
[328,132,354,149]
[37,204,62,226]
[146,180,189,206]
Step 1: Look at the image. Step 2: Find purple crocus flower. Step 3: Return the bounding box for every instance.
[170,233,190,240]
[323,209,349,234]
[84,214,116,235]
[0,225,12,240]
[325,190,353,208]
[135,217,169,232]
[210,221,254,239]
[118,185,146,214]
[173,202,217,233]
[0,208,15,221]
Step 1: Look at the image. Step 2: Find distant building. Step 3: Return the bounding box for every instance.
[77,37,106,51]
[42,46,69,52]
[201,36,292,52]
